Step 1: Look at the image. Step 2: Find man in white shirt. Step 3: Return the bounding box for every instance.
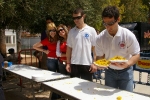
[95,6,140,92]
[66,8,97,81]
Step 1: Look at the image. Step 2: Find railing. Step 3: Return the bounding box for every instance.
[18,49,39,67]
[17,49,39,90]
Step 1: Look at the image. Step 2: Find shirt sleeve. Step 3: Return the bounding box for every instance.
[127,31,140,55]
[91,28,97,46]
[56,40,61,57]
[67,30,72,47]
[41,38,48,46]
[95,33,104,57]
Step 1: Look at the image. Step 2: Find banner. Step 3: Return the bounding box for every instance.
[137,60,150,69]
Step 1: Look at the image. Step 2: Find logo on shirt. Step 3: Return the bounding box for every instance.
[118,41,126,49]
[84,33,89,39]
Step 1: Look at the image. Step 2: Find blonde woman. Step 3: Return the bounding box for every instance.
[33,22,59,72]
[56,24,68,75]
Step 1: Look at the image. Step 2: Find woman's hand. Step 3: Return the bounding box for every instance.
[43,50,50,54]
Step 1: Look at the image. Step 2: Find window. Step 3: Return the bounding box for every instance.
[6,36,11,43]
[13,36,15,44]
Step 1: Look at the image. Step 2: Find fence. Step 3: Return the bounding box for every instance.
[21,37,40,49]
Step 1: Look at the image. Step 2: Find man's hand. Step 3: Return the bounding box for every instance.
[89,64,97,73]
[111,62,129,68]
[66,64,71,73]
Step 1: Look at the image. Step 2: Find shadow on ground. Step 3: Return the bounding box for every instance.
[3,74,50,100]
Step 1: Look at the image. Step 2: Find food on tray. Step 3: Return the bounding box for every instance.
[94,59,110,67]
[110,56,126,60]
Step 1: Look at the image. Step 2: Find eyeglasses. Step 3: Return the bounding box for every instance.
[103,20,117,26]
[72,16,82,20]
[58,28,64,33]
[49,29,56,33]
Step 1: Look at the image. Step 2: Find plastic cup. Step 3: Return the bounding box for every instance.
[8,62,12,67]
[4,61,8,68]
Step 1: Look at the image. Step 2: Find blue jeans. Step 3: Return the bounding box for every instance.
[47,59,59,72]
[93,70,102,79]
[105,66,133,92]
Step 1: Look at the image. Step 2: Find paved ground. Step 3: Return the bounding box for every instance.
[2,70,150,100]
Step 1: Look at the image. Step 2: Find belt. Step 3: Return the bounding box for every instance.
[108,67,130,72]
[47,57,57,59]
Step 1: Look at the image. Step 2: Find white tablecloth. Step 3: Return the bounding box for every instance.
[4,64,69,82]
[43,77,150,100]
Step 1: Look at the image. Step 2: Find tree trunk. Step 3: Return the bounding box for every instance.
[16,30,22,53]
[0,29,6,57]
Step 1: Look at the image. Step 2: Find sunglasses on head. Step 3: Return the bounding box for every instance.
[103,20,117,26]
[72,16,82,20]
[49,29,56,33]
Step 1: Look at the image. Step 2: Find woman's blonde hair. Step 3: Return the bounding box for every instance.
[46,22,58,42]
[57,24,68,42]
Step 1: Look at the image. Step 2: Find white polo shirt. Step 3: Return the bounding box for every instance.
[67,24,97,65]
[96,25,140,70]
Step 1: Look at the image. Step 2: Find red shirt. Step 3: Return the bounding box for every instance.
[60,41,67,61]
[41,38,57,58]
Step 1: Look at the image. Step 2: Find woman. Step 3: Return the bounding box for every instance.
[56,24,68,75]
[33,22,59,72]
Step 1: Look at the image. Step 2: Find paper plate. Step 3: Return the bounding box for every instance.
[32,74,44,82]
[109,60,128,63]
[93,62,109,68]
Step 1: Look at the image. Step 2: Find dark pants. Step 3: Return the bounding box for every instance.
[70,64,93,81]
[58,61,68,75]
[0,76,5,100]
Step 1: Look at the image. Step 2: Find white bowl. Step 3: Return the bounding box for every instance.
[32,74,44,82]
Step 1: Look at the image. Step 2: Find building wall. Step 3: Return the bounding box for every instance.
[5,29,17,53]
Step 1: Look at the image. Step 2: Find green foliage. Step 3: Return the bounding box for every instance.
[0,0,149,33]
[120,0,149,22]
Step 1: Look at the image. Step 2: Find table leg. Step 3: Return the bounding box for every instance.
[31,81,36,100]
[49,91,52,100]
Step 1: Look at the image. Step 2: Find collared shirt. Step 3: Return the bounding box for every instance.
[67,24,97,65]
[96,25,140,70]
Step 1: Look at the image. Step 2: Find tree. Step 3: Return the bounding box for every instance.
[0,0,149,56]
[120,0,149,22]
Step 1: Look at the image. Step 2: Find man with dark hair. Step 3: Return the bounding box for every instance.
[0,53,6,100]
[4,48,20,64]
[66,8,97,81]
[95,6,140,92]
[41,16,53,41]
